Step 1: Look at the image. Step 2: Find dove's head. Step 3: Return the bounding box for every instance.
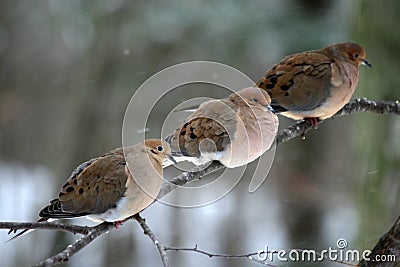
[326,42,371,68]
[230,87,271,107]
[144,139,176,164]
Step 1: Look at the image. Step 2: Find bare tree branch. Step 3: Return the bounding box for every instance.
[0,98,399,266]
[30,215,170,267]
[35,222,115,267]
[0,222,89,236]
[276,98,399,145]
[157,161,224,199]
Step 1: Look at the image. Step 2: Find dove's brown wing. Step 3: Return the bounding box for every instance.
[166,99,240,159]
[257,51,334,112]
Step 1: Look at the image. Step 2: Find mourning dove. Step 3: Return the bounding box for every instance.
[8,139,174,240]
[165,87,279,168]
[256,42,371,127]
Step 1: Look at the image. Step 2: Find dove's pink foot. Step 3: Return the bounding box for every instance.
[114,221,123,229]
[305,117,320,129]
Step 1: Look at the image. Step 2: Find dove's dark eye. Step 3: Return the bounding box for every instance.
[354,53,360,58]
[156,145,164,152]
[253,98,258,102]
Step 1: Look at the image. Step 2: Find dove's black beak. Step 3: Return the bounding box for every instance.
[362,59,372,68]
[167,154,177,164]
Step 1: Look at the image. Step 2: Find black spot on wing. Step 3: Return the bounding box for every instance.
[265,84,274,90]
[269,76,278,84]
[262,73,284,90]
[66,187,74,193]
[280,79,294,91]
[280,84,290,91]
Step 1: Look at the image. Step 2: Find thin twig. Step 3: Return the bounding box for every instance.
[165,246,358,267]
[165,244,257,258]
[165,245,276,266]
[133,214,169,267]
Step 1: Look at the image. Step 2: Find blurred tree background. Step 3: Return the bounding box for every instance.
[0,0,399,267]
